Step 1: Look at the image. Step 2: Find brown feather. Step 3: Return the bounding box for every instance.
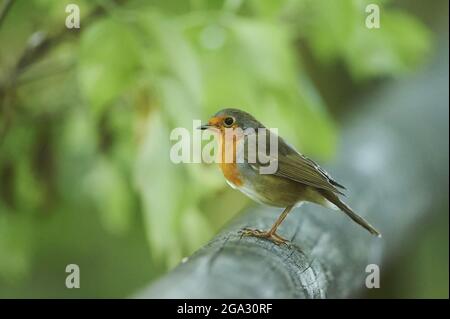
[244,131,345,196]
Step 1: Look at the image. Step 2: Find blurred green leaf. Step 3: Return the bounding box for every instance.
[84,156,133,234]
[346,10,432,78]
[133,110,185,266]
[230,19,296,88]
[248,0,287,19]
[180,206,213,254]
[14,158,44,213]
[0,214,33,282]
[303,0,431,78]
[304,0,357,63]
[78,18,141,115]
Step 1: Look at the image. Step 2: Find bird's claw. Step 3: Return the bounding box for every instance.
[239,228,289,245]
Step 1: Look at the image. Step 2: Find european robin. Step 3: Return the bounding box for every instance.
[199,108,381,245]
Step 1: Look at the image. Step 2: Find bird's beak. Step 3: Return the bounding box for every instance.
[198,124,211,130]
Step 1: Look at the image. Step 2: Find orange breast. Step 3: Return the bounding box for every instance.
[220,162,243,186]
[218,130,243,187]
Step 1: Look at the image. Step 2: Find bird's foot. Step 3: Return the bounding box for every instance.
[240,228,289,245]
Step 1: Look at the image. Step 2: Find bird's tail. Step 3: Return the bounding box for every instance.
[320,190,382,237]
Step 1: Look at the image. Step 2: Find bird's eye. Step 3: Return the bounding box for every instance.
[223,117,235,127]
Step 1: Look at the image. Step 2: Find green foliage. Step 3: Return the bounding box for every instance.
[78,19,141,115]
[0,0,433,296]
[299,0,432,78]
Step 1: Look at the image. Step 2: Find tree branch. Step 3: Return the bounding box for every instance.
[1,0,128,90]
[137,47,449,298]
[0,0,128,143]
[0,0,14,29]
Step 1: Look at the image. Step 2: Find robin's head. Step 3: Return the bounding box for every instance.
[199,108,263,131]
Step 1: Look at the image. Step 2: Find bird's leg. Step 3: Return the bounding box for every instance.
[240,205,294,245]
[267,205,293,236]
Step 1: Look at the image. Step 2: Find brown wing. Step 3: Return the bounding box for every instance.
[244,131,346,196]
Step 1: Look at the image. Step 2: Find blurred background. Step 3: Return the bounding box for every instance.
[0,0,448,298]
